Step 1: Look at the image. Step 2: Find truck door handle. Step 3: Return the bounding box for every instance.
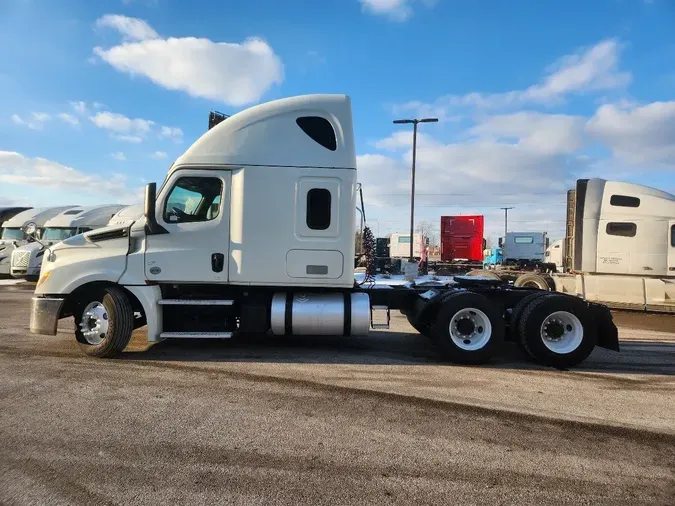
[211,253,224,273]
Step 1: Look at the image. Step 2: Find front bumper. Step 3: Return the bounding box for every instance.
[30,296,65,335]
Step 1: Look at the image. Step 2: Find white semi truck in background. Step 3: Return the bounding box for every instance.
[25,94,618,369]
[107,204,144,227]
[0,206,76,277]
[475,179,675,313]
[10,205,125,280]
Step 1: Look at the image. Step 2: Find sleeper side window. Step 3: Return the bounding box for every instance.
[306,188,331,230]
[610,195,640,208]
[606,222,637,237]
[671,225,675,247]
[164,177,223,223]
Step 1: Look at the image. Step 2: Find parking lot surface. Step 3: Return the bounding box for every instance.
[1,286,674,505]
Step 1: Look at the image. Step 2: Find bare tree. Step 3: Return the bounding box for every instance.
[485,236,494,249]
[415,220,439,246]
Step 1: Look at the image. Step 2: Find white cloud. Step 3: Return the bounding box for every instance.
[11,112,51,130]
[96,14,159,42]
[0,151,133,198]
[150,151,168,159]
[111,152,127,161]
[158,126,183,143]
[470,112,586,155]
[57,113,80,126]
[357,111,596,240]
[360,0,413,21]
[113,134,144,143]
[92,15,284,106]
[393,39,631,118]
[90,111,156,143]
[70,101,89,115]
[586,101,675,165]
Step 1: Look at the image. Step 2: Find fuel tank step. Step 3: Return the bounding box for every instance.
[158,299,234,306]
[160,332,233,339]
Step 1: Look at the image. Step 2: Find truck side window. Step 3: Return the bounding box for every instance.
[164,177,223,223]
[610,195,640,208]
[296,117,337,151]
[606,222,637,237]
[306,188,331,230]
[671,225,675,247]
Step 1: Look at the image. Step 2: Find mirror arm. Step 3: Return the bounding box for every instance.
[144,182,169,236]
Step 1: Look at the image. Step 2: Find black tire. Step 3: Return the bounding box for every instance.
[73,286,134,358]
[513,273,554,290]
[509,291,553,342]
[517,294,597,369]
[406,313,432,338]
[431,292,505,364]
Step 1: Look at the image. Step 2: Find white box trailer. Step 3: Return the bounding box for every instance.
[10,205,125,280]
[26,94,619,369]
[0,206,77,277]
[389,233,425,259]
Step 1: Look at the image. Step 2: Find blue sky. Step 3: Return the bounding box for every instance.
[1,0,674,240]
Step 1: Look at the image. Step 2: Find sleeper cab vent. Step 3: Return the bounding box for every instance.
[296,116,337,151]
[88,227,129,243]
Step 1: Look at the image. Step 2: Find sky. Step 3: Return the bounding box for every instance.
[1,0,674,242]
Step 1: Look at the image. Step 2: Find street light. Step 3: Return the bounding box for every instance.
[393,117,438,262]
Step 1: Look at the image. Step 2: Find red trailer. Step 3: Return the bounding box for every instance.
[440,215,485,266]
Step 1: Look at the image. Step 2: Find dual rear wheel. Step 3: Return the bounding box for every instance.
[430,291,596,368]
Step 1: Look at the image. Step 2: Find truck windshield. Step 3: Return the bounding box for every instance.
[1,228,24,240]
[42,227,78,241]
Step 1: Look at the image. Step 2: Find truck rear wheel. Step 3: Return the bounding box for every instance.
[406,314,432,338]
[431,292,504,364]
[466,269,502,280]
[73,286,134,358]
[517,294,597,369]
[509,292,552,341]
[513,273,553,290]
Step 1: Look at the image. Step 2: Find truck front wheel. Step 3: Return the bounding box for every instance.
[73,286,134,358]
[431,292,505,364]
[517,294,597,369]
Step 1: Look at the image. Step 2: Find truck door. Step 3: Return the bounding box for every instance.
[669,220,675,274]
[144,169,231,283]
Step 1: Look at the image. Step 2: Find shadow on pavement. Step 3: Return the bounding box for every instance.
[115,330,675,375]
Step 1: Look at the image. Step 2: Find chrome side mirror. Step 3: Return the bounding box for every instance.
[22,221,38,237]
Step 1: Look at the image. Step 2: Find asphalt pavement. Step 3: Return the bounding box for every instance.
[1,286,673,505]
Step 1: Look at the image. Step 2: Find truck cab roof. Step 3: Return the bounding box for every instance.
[1,206,79,228]
[44,205,126,229]
[172,94,355,171]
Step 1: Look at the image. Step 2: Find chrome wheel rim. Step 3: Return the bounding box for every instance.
[79,301,109,345]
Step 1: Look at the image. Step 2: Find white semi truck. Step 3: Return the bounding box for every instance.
[0,206,76,277]
[548,179,674,313]
[10,205,126,280]
[107,204,144,227]
[26,94,619,369]
[469,179,675,313]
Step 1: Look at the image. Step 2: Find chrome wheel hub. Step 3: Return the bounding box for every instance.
[79,302,109,345]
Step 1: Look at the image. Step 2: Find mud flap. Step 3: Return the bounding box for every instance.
[593,304,620,352]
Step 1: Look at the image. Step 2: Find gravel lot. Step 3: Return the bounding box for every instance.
[1,285,674,505]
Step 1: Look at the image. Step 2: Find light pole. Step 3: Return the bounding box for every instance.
[393,117,438,262]
[500,207,514,238]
